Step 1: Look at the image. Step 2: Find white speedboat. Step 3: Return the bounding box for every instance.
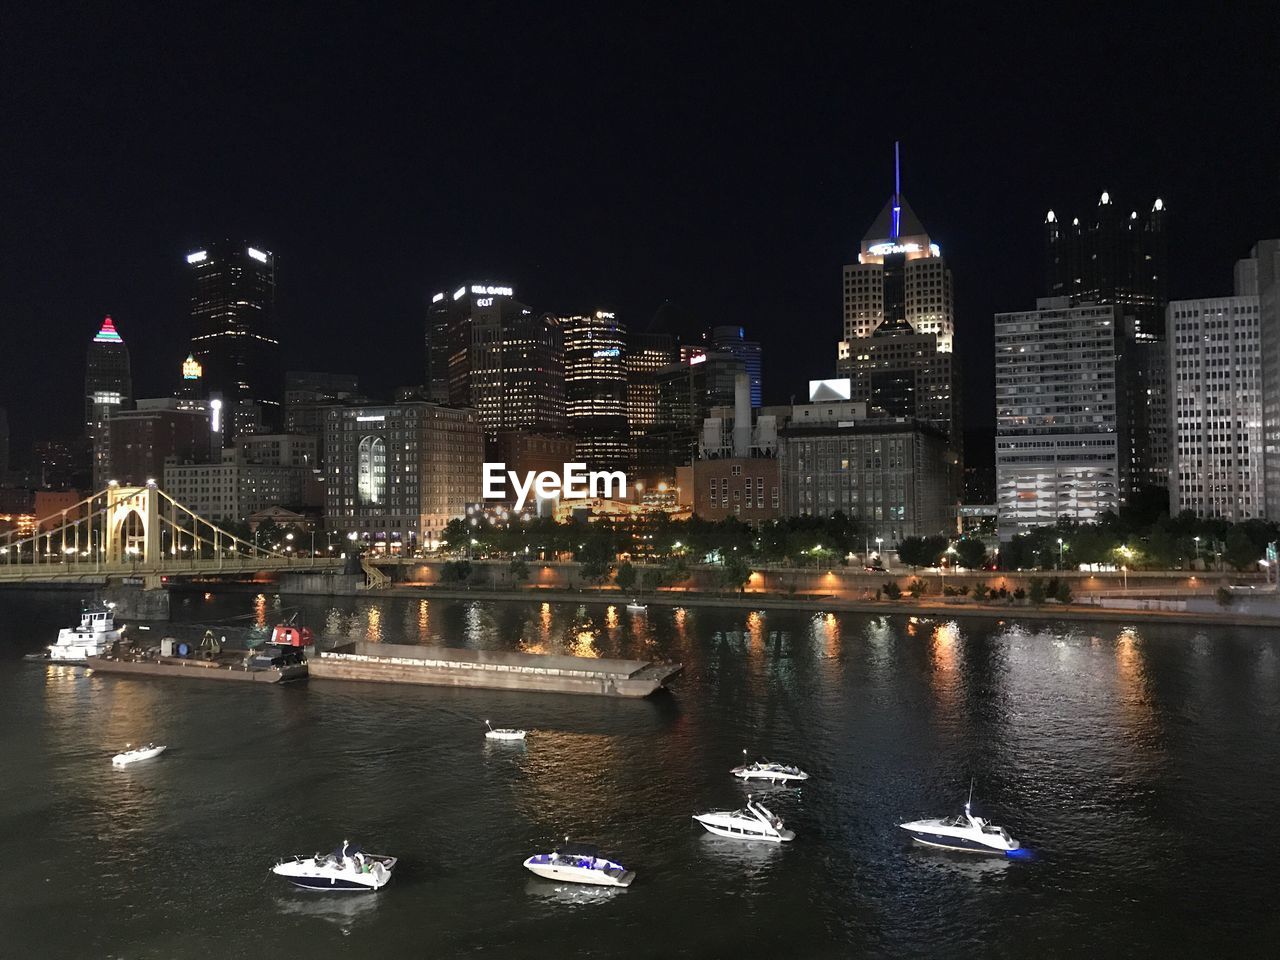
[272,841,397,891]
[626,600,647,612]
[899,787,1024,857]
[693,798,794,842]
[523,840,635,887]
[732,751,809,783]
[47,602,122,663]
[485,720,527,741]
[112,743,166,766]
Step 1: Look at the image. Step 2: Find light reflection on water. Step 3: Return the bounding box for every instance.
[3,592,1279,957]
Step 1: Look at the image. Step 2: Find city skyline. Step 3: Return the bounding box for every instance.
[1,6,1277,456]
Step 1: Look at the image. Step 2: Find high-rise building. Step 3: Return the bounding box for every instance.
[836,146,961,497]
[34,438,91,491]
[185,240,281,440]
[1168,263,1263,520]
[425,284,565,440]
[995,299,1127,539]
[1253,240,1280,518]
[649,351,746,481]
[706,326,763,406]
[561,310,630,470]
[107,400,212,486]
[625,330,680,483]
[85,315,133,488]
[1044,194,1169,490]
[283,371,363,467]
[324,401,485,553]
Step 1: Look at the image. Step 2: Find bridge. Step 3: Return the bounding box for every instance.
[0,481,342,584]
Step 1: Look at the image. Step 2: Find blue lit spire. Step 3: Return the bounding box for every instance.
[891,141,901,239]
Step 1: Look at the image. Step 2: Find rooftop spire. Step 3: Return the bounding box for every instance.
[891,141,902,239]
[93,315,123,344]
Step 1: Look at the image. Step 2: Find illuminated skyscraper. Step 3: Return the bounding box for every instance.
[836,145,960,499]
[185,240,281,440]
[995,299,1128,539]
[424,284,565,440]
[85,315,133,488]
[1044,193,1169,490]
[561,310,629,470]
[706,325,763,406]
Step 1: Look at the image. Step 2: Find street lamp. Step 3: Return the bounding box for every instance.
[1193,535,1201,570]
[1056,538,1064,570]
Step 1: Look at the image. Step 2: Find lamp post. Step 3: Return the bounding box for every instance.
[875,537,884,568]
[1193,535,1201,571]
[1057,538,1064,570]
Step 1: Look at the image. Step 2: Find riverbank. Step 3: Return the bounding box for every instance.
[283,582,1280,629]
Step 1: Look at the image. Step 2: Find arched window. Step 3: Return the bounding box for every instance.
[357,436,387,505]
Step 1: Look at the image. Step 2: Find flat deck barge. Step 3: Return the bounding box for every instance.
[310,642,681,698]
[86,653,307,684]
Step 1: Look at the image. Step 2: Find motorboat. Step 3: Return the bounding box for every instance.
[485,720,527,741]
[899,785,1024,857]
[523,840,635,887]
[692,797,794,842]
[112,743,167,766]
[731,751,809,783]
[272,841,397,891]
[46,602,123,664]
[625,600,647,612]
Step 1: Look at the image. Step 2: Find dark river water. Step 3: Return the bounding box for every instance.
[1,588,1277,958]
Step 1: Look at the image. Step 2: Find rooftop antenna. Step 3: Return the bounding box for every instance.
[891,140,902,239]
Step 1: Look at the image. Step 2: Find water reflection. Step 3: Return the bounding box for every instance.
[273,892,380,933]
[524,878,626,906]
[905,847,1014,882]
[694,833,785,876]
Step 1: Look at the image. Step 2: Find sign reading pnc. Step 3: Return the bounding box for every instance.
[483,462,626,511]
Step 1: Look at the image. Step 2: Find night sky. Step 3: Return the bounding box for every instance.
[2,4,1277,460]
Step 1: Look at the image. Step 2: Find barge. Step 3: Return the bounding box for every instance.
[310,641,681,698]
[87,653,307,683]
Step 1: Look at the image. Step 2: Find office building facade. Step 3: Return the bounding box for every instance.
[1044,194,1169,489]
[1253,240,1280,518]
[778,415,953,540]
[107,401,212,487]
[85,315,133,488]
[425,284,565,439]
[995,299,1127,539]
[164,448,310,524]
[185,240,281,440]
[1168,283,1263,520]
[324,401,484,552]
[561,310,630,470]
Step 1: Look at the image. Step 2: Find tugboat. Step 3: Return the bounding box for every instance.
[523,840,635,887]
[272,841,397,891]
[38,602,123,664]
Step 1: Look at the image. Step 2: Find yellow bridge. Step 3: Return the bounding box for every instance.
[0,482,343,584]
